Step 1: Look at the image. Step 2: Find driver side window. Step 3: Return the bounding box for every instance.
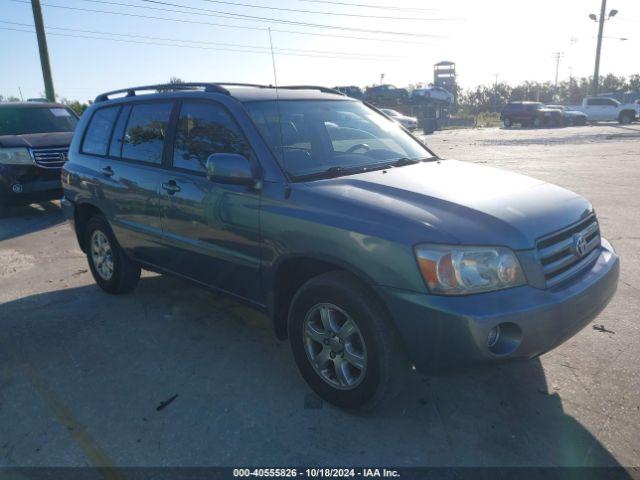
[172,101,250,173]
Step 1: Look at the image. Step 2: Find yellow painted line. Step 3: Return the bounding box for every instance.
[20,363,123,480]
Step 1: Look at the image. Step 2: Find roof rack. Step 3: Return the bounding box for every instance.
[94,82,345,103]
[94,83,230,102]
[218,83,344,95]
[215,82,271,89]
[279,85,345,96]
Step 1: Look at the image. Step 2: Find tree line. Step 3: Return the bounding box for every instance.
[458,74,640,114]
[2,74,639,117]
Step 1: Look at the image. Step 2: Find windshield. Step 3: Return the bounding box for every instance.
[0,107,78,136]
[381,109,400,117]
[244,100,431,179]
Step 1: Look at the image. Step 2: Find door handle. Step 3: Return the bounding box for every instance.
[161,180,181,194]
[101,166,114,177]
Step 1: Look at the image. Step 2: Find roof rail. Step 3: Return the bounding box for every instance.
[218,83,344,95]
[94,83,230,102]
[279,85,345,96]
[215,82,271,89]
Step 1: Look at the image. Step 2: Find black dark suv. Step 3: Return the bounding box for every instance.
[0,102,78,213]
[500,101,563,128]
[364,84,409,105]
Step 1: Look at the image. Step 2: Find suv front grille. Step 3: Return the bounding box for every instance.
[30,147,68,169]
[537,214,601,288]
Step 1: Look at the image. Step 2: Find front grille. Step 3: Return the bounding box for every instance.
[537,214,601,288]
[30,147,68,169]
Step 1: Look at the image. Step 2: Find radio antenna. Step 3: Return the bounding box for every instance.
[268,27,285,164]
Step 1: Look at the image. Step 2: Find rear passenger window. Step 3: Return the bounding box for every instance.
[172,101,250,173]
[82,106,120,156]
[121,102,173,164]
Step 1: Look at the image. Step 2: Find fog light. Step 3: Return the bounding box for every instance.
[487,325,501,348]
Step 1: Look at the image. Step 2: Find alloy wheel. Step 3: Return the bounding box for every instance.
[302,303,367,390]
[90,230,114,281]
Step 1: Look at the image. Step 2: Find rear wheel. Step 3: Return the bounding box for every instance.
[503,118,513,128]
[85,214,140,294]
[532,117,542,128]
[288,271,408,410]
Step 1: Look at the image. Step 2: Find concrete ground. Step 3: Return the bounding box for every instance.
[0,123,639,469]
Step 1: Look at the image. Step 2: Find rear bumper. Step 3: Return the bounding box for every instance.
[61,196,83,251]
[376,241,619,371]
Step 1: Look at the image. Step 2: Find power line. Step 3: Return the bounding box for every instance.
[297,0,436,13]
[10,0,437,44]
[76,0,442,37]
[184,0,439,21]
[0,20,400,59]
[0,26,398,61]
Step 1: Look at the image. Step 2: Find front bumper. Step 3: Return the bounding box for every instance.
[376,241,619,371]
[0,164,62,206]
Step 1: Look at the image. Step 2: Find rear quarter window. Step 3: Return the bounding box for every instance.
[81,106,120,156]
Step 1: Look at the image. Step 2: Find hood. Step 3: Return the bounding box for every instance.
[0,132,74,149]
[302,160,592,250]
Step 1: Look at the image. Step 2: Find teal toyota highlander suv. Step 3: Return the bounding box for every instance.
[62,83,619,410]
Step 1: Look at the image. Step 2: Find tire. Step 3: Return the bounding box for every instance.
[288,271,409,410]
[85,214,140,294]
[619,112,633,125]
[503,118,513,128]
[532,117,542,128]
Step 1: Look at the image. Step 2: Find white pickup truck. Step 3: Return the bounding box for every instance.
[571,97,639,124]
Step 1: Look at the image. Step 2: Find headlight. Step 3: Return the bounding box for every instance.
[0,148,33,165]
[415,244,526,295]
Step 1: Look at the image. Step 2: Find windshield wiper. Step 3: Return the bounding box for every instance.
[391,157,419,167]
[292,165,361,182]
[291,156,437,182]
[387,156,437,168]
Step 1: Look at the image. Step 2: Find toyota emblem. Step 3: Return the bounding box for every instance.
[572,233,588,258]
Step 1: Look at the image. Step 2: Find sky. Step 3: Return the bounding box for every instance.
[0,0,639,102]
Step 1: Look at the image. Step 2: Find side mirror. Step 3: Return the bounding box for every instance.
[205,153,258,187]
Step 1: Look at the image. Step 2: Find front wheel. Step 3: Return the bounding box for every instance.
[532,117,542,128]
[85,214,141,294]
[503,118,513,128]
[619,113,633,125]
[288,271,408,410]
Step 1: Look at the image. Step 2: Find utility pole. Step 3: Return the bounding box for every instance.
[493,74,498,112]
[592,0,607,95]
[31,0,55,102]
[552,52,564,100]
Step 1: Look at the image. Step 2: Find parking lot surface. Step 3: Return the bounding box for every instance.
[1,124,639,468]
